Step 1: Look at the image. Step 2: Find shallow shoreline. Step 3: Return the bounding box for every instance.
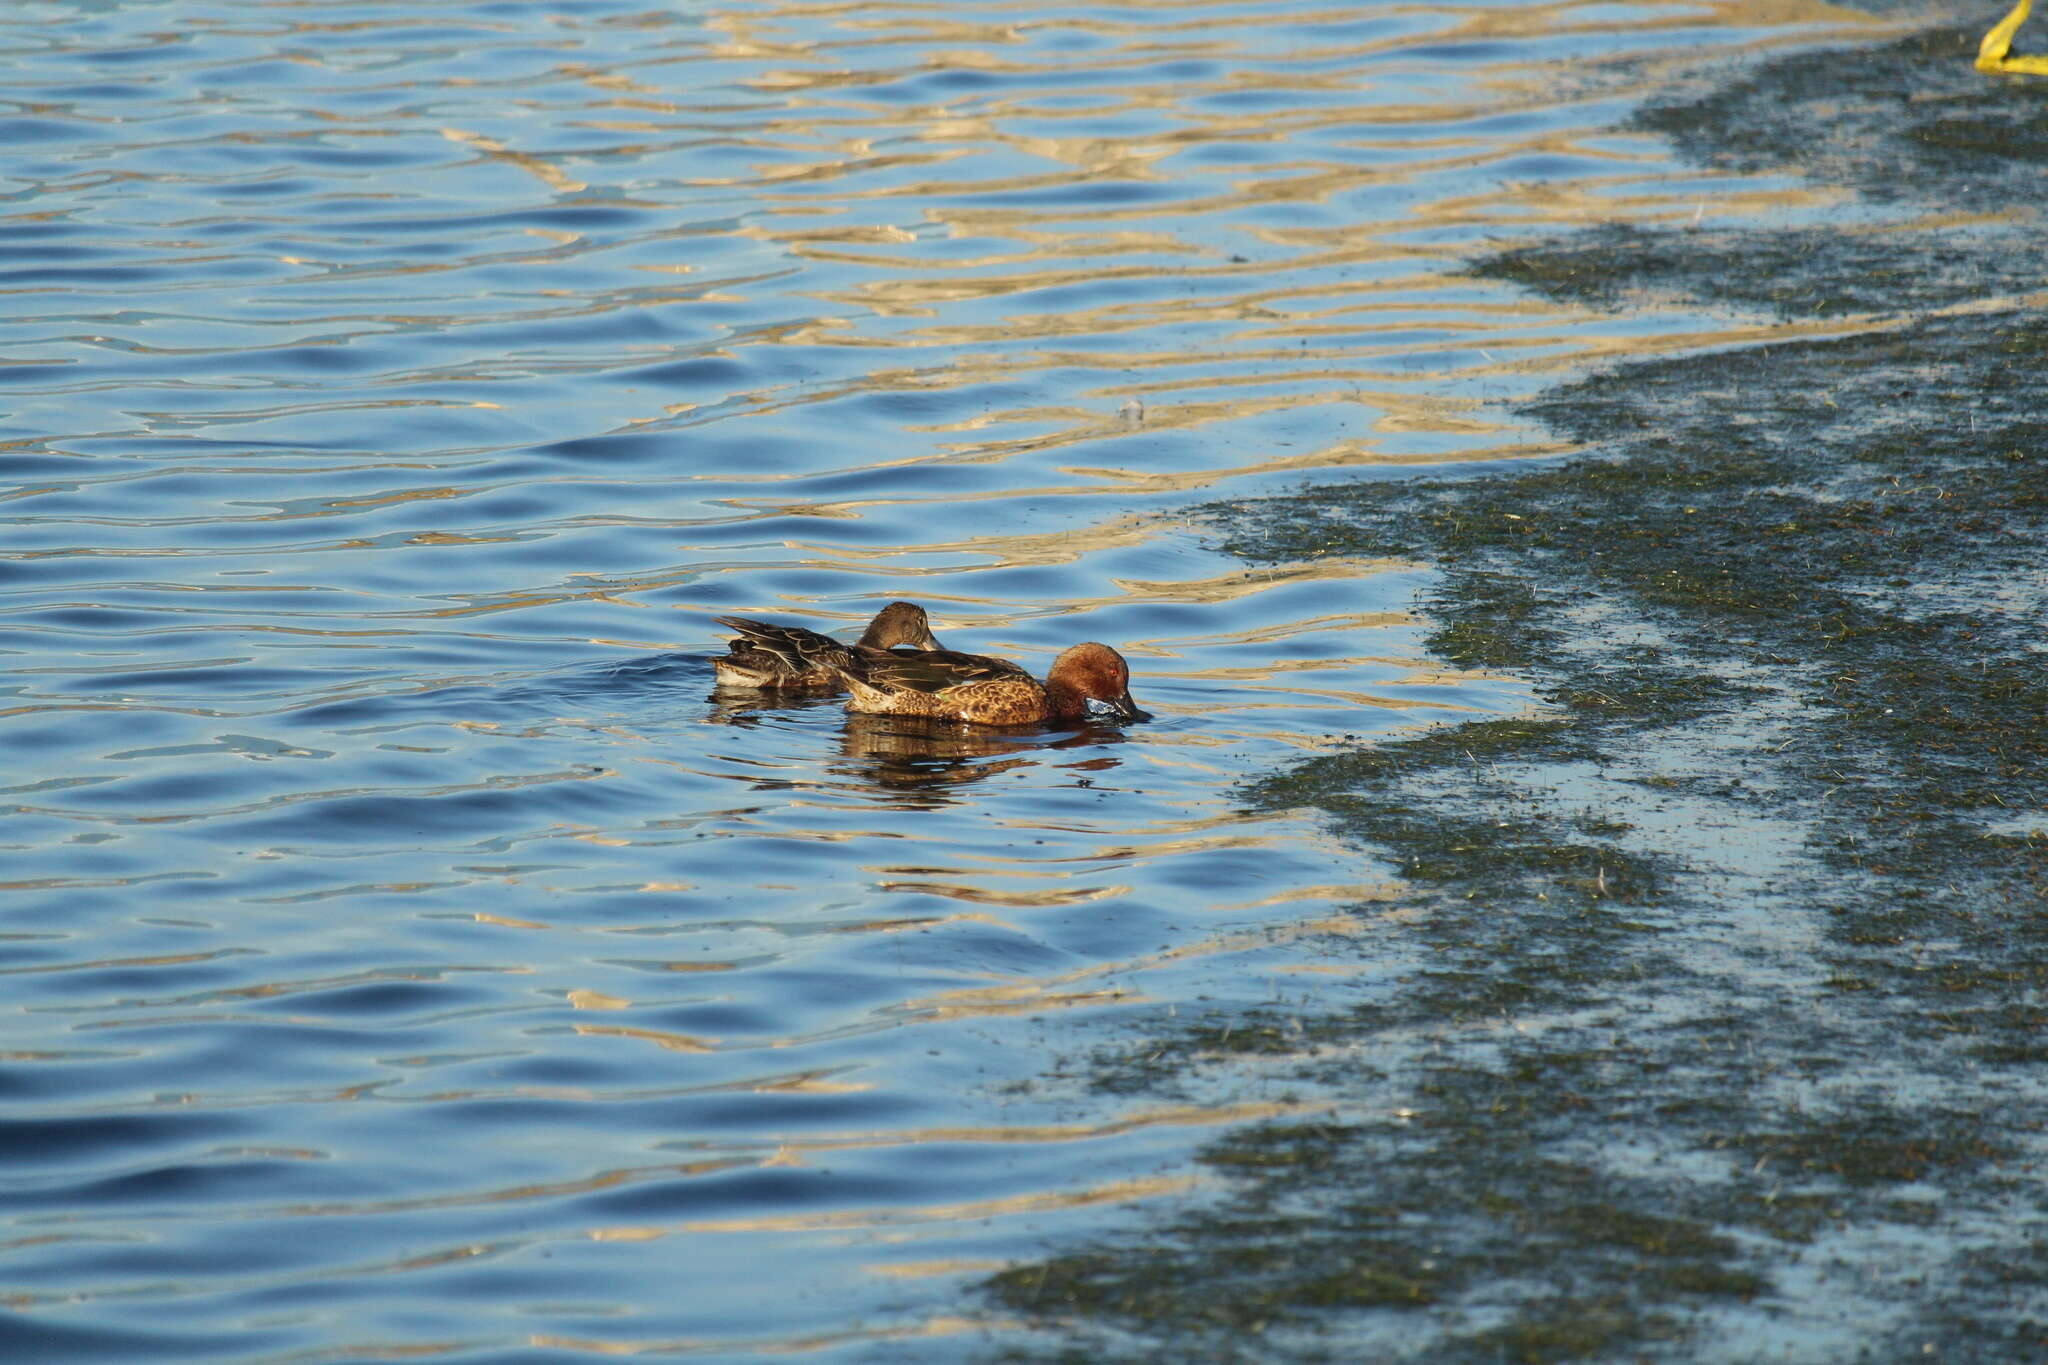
[982,19,2048,1361]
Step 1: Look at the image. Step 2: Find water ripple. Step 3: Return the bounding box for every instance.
[0,0,1897,1357]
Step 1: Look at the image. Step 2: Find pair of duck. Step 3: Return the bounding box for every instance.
[712,601,1148,727]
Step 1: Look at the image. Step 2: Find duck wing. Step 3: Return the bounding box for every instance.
[842,647,1032,696]
[714,616,857,674]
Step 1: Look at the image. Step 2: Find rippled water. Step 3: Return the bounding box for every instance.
[2,0,1901,1358]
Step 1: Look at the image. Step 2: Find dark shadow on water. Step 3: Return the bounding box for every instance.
[829,712,1134,810]
[703,682,846,727]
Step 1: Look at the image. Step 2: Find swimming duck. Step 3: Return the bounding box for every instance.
[719,619,1148,726]
[837,641,1150,727]
[711,601,940,689]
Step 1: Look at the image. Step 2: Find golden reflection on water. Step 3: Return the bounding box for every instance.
[772,1100,1316,1162]
[475,911,549,929]
[820,912,1018,934]
[891,904,1411,1027]
[907,984,1147,1022]
[574,1024,720,1054]
[530,1314,1018,1357]
[865,1258,1007,1278]
[590,1173,1202,1242]
[1215,881,1404,912]
[564,5,1892,561]
[872,881,1124,909]
[0,0,1945,1352]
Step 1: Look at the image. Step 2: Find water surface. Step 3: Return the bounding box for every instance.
[0,0,1902,1357]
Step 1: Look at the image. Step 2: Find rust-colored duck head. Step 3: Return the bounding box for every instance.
[855,601,942,652]
[1043,642,1149,724]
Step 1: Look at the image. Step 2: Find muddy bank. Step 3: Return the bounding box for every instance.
[980,19,2048,1363]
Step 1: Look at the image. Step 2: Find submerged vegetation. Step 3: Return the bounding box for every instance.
[983,19,2048,1362]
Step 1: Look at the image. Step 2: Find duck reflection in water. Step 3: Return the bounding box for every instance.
[704,686,846,727]
[833,711,1134,809]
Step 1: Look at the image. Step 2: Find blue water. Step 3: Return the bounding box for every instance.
[0,0,1893,1358]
